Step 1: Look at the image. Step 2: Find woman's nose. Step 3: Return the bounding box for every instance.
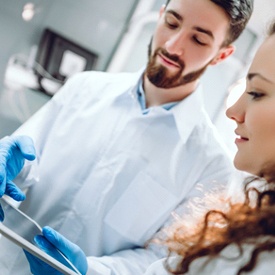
[226,95,245,123]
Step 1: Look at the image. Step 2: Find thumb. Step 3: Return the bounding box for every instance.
[14,136,36,161]
[42,226,72,254]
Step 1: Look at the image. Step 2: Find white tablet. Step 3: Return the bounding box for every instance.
[0,197,80,275]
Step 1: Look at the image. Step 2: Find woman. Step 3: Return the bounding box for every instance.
[144,20,275,275]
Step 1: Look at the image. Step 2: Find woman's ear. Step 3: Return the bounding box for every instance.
[210,44,236,65]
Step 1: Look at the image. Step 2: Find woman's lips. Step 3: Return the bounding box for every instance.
[235,135,249,144]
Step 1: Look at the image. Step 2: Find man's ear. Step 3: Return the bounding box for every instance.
[159,4,166,17]
[210,44,236,65]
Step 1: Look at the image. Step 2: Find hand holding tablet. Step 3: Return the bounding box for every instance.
[0,197,83,275]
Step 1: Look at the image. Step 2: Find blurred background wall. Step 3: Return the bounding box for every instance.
[0,0,275,156]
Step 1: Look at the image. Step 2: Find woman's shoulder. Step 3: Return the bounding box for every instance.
[144,248,275,275]
[248,250,275,274]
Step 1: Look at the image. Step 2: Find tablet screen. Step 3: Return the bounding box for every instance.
[0,197,80,275]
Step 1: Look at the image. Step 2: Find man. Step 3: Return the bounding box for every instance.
[0,0,253,274]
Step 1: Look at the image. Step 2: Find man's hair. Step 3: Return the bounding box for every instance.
[268,19,275,36]
[165,0,254,46]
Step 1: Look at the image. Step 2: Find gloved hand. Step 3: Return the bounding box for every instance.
[24,226,88,275]
[0,136,36,221]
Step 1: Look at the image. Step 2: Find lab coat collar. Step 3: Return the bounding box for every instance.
[171,84,205,143]
[125,68,145,98]
[119,69,206,144]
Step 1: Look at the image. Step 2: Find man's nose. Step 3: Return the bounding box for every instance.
[165,31,186,56]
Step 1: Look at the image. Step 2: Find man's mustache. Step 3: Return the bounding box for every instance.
[157,48,185,69]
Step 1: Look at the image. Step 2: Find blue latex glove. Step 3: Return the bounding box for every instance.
[24,226,88,275]
[0,136,36,221]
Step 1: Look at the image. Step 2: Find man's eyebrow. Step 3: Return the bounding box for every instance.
[248,73,274,84]
[166,10,183,21]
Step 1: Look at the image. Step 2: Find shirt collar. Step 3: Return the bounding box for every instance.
[136,76,205,143]
[171,84,205,143]
[137,80,179,114]
[120,69,206,143]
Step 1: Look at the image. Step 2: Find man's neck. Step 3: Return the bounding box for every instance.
[143,75,199,108]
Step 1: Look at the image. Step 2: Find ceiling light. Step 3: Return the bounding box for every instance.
[22,3,35,21]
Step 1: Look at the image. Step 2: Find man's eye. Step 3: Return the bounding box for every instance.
[165,18,178,29]
[247,91,264,100]
[166,22,178,29]
[193,36,207,46]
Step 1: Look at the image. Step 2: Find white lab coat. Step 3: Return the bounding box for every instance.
[0,69,234,274]
[144,244,275,275]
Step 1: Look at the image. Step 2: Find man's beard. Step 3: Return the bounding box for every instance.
[145,40,209,89]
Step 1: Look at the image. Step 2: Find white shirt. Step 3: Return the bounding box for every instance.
[144,245,275,275]
[0,70,233,274]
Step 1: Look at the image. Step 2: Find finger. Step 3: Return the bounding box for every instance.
[14,136,36,161]
[34,235,55,251]
[42,227,72,252]
[41,227,87,275]
[5,180,26,201]
[0,163,7,197]
[23,249,59,275]
[24,249,43,266]
[42,226,80,256]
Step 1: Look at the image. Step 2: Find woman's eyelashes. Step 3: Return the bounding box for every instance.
[247,91,265,100]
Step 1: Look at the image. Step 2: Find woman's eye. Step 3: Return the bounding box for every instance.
[247,91,264,100]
